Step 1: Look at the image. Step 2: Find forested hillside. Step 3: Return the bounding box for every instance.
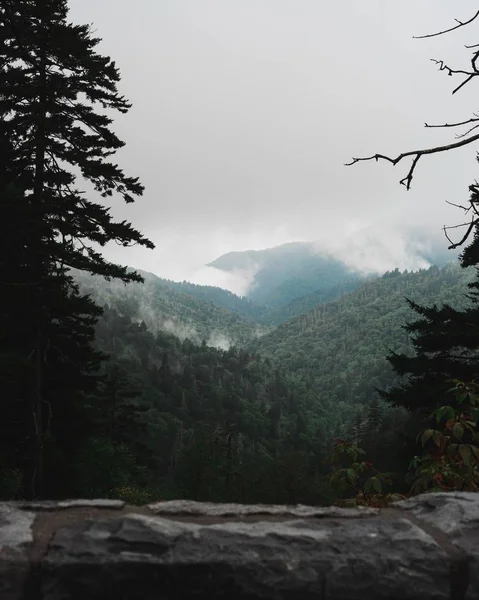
[74,270,270,349]
[84,304,355,505]
[159,278,266,322]
[257,277,369,325]
[251,264,475,422]
[209,242,363,307]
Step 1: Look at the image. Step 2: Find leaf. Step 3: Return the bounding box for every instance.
[420,429,434,446]
[346,468,358,483]
[369,476,382,493]
[458,445,472,466]
[470,445,479,460]
[446,443,459,458]
[435,405,455,423]
[453,423,464,441]
[432,431,444,447]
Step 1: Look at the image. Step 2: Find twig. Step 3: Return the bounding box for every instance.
[346,131,479,189]
[446,219,479,249]
[414,10,479,39]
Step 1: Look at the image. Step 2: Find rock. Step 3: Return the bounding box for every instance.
[147,499,379,518]
[0,492,478,599]
[395,492,479,599]
[0,504,35,600]
[14,499,125,511]
[41,512,450,600]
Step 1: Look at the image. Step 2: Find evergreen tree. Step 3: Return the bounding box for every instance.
[380,206,479,461]
[0,185,107,497]
[0,0,154,281]
[0,0,154,498]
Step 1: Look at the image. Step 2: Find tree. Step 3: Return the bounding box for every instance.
[0,186,108,497]
[0,0,154,497]
[1,0,154,282]
[347,8,479,254]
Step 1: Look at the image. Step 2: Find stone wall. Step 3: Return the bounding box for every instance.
[1,492,478,599]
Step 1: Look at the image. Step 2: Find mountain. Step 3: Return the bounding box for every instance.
[74,269,270,350]
[161,279,266,322]
[250,263,475,421]
[207,236,458,310]
[257,277,372,326]
[208,242,363,308]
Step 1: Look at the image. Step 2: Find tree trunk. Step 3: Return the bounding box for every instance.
[28,50,48,499]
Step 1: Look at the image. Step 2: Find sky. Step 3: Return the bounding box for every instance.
[68,0,479,291]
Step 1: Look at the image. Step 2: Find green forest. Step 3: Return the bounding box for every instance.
[2,1,479,508]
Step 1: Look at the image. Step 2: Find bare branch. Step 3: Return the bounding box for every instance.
[446,219,479,249]
[425,116,479,129]
[455,122,479,139]
[446,199,470,211]
[453,74,476,95]
[414,10,479,39]
[430,59,478,95]
[346,131,479,189]
[443,225,454,247]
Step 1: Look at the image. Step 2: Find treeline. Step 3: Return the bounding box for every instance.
[252,264,474,419]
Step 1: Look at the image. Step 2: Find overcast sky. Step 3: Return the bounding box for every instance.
[69,0,479,289]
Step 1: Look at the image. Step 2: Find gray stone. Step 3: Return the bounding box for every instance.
[0,504,35,600]
[148,498,379,518]
[395,492,479,599]
[0,493,478,599]
[14,498,125,511]
[41,511,451,600]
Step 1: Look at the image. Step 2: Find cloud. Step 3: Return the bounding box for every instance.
[206,331,232,351]
[189,265,259,297]
[67,0,477,286]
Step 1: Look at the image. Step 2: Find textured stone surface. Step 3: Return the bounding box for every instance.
[41,513,450,600]
[0,504,35,600]
[395,492,479,599]
[148,498,379,518]
[0,493,478,599]
[14,499,125,511]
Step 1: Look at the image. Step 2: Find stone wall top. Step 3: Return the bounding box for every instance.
[1,492,478,600]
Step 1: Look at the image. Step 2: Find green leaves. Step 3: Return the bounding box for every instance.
[458,444,472,465]
[452,423,464,441]
[411,380,479,494]
[364,476,382,494]
[434,405,456,423]
[420,429,434,446]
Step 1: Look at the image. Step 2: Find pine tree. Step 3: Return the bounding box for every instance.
[381,294,479,414]
[0,0,154,497]
[380,210,479,464]
[1,0,154,281]
[0,186,107,497]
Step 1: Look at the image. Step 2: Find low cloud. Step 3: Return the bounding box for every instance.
[188,265,259,297]
[206,331,232,351]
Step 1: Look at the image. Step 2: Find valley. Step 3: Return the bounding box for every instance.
[67,245,474,504]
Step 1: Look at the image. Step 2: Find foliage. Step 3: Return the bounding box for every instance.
[324,439,406,508]
[80,303,340,504]
[253,264,473,437]
[0,0,152,498]
[0,0,153,283]
[408,381,479,494]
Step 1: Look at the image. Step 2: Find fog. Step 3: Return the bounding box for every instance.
[68,1,479,291]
